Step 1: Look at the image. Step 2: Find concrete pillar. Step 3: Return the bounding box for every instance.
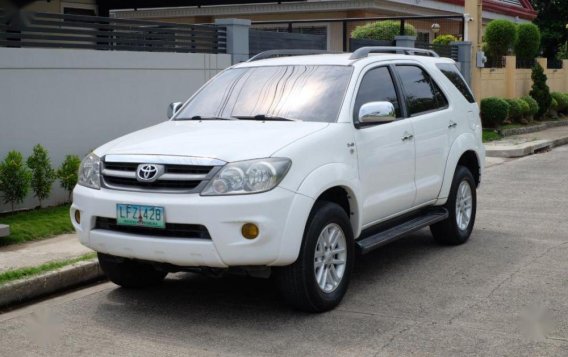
[394,35,416,49]
[504,55,516,99]
[214,18,251,64]
[536,57,547,69]
[452,41,472,85]
[465,0,483,101]
[564,60,568,92]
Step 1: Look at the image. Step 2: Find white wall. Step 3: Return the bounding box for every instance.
[0,47,231,212]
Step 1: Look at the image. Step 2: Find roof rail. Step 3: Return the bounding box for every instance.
[349,47,440,60]
[247,49,336,62]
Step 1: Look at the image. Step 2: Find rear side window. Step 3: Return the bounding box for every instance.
[396,65,448,116]
[353,66,401,122]
[436,63,475,103]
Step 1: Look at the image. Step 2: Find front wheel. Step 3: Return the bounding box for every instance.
[430,165,477,245]
[276,201,354,312]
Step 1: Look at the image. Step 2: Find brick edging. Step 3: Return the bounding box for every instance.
[499,119,568,137]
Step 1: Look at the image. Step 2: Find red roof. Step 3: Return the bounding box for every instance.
[437,0,537,20]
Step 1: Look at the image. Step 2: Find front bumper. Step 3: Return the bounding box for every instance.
[71,185,314,268]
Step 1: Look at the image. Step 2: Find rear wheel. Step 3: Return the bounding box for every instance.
[276,201,354,312]
[430,165,477,245]
[98,253,167,288]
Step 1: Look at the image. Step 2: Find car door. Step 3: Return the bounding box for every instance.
[353,65,416,227]
[394,64,453,206]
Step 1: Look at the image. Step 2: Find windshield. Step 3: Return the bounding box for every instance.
[175,65,353,123]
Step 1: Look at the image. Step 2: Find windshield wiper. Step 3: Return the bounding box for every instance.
[232,114,298,122]
[177,115,234,121]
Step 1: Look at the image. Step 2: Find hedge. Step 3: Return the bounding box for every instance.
[351,20,417,41]
[432,34,458,46]
[521,96,539,117]
[480,97,509,127]
[504,98,523,122]
[484,20,517,59]
[515,23,541,60]
[551,92,568,113]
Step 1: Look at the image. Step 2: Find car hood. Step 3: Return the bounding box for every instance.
[95,120,330,162]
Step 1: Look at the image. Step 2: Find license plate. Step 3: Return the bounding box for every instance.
[116,204,165,229]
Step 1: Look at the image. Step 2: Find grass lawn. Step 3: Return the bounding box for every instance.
[0,252,96,286]
[482,129,502,142]
[0,204,74,247]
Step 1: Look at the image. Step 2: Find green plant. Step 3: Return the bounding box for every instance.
[557,42,568,61]
[57,155,81,201]
[0,151,31,212]
[480,97,510,128]
[515,23,541,60]
[432,34,458,46]
[26,144,56,208]
[529,62,552,119]
[521,96,539,118]
[504,98,523,122]
[484,20,517,60]
[551,92,568,113]
[517,99,531,119]
[351,20,417,41]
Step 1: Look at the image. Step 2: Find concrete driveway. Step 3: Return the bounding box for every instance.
[1,147,568,356]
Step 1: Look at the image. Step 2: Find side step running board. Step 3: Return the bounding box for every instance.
[356,208,449,254]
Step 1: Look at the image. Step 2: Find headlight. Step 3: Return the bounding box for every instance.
[201,158,291,196]
[78,153,101,190]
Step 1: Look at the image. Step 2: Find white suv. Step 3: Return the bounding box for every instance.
[72,47,484,312]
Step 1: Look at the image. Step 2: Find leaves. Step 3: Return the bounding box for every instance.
[0,151,32,212]
[27,144,56,206]
[57,155,81,201]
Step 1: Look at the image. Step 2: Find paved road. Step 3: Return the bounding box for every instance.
[2,147,568,356]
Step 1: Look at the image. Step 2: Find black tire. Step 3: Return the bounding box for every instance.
[98,253,167,288]
[276,201,354,312]
[430,165,477,245]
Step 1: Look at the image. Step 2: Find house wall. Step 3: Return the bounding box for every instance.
[23,0,97,14]
[0,48,231,212]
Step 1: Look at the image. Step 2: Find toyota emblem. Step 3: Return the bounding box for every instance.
[136,164,164,183]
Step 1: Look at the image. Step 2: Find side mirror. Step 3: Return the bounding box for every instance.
[358,101,396,124]
[167,102,183,119]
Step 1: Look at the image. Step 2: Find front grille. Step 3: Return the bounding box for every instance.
[95,217,211,239]
[101,156,222,193]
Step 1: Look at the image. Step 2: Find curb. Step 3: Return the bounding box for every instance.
[485,135,568,158]
[0,259,104,309]
[498,119,568,137]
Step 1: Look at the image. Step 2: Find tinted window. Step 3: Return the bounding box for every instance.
[436,63,476,103]
[176,65,353,123]
[353,67,401,122]
[396,65,448,116]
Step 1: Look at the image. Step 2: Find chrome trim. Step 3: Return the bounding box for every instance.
[160,173,208,181]
[104,154,227,166]
[101,169,136,179]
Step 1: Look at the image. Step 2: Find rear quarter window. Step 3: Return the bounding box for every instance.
[436,63,476,103]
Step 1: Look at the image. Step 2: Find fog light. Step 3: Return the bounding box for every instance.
[74,210,81,224]
[241,223,259,239]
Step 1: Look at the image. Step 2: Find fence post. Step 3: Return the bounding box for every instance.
[564,60,568,92]
[394,35,416,48]
[214,18,251,64]
[504,55,516,99]
[451,41,472,85]
[536,57,547,69]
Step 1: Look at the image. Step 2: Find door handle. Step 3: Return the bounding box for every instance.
[448,121,458,129]
[401,132,414,141]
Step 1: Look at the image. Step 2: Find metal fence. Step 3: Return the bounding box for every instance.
[415,41,459,61]
[0,9,226,53]
[249,29,326,56]
[252,15,464,53]
[548,58,564,69]
[516,58,536,69]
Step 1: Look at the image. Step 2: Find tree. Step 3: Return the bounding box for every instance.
[0,151,31,212]
[27,144,56,207]
[515,23,541,60]
[484,20,517,60]
[57,155,81,202]
[530,0,568,60]
[351,20,417,41]
[529,62,552,119]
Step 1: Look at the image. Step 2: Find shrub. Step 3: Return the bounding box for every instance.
[26,144,56,207]
[505,98,523,122]
[484,20,517,60]
[517,99,531,118]
[515,23,541,60]
[557,42,568,61]
[551,92,568,113]
[0,151,31,212]
[57,155,81,201]
[480,97,509,128]
[529,62,552,119]
[351,20,417,41]
[521,96,539,118]
[432,34,458,46]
